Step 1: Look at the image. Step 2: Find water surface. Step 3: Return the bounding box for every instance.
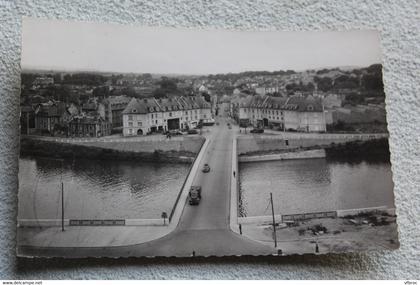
[19,156,190,220]
[239,158,395,217]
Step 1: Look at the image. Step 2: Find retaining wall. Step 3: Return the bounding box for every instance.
[239,149,326,162]
[237,133,388,155]
[337,206,395,217]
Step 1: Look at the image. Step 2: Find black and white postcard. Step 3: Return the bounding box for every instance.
[17,18,399,257]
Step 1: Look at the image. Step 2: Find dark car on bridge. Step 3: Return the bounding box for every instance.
[187,129,198,134]
[189,186,202,205]
[165,130,183,136]
[202,163,210,173]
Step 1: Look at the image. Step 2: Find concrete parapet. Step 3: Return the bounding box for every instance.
[239,149,326,162]
[238,215,282,225]
[229,136,240,234]
[168,138,210,228]
[18,219,70,227]
[18,218,168,227]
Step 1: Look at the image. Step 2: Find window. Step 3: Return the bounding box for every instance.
[128,122,133,127]
[137,122,142,127]
[155,120,158,124]
[128,115,133,121]
[128,129,133,134]
[169,112,172,117]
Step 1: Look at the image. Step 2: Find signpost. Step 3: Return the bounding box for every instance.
[61,181,64,232]
[161,212,168,225]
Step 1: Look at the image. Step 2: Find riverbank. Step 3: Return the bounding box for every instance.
[241,211,399,255]
[20,135,205,163]
[237,132,388,156]
[239,149,326,162]
[238,138,390,163]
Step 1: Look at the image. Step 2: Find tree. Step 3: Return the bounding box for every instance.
[314,76,333,92]
[202,92,211,102]
[334,75,359,89]
[361,73,384,91]
[93,86,110,98]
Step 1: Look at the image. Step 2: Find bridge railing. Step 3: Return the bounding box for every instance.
[168,138,206,223]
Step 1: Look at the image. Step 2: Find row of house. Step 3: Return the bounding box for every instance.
[230,94,327,132]
[20,95,133,137]
[30,101,111,137]
[122,96,212,136]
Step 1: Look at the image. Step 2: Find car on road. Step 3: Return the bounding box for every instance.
[166,130,183,136]
[189,186,202,205]
[202,163,210,173]
[203,118,216,126]
[250,128,264,133]
[187,129,198,134]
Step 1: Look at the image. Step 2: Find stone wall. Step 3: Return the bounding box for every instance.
[237,134,387,155]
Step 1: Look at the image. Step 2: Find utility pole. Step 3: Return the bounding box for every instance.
[61,181,64,232]
[270,192,277,248]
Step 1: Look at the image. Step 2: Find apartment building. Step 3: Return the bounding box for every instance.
[122,96,211,136]
[232,94,327,132]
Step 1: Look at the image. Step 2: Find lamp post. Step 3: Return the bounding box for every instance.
[270,192,277,248]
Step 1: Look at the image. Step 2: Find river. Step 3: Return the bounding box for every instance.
[18,156,190,220]
[239,158,395,217]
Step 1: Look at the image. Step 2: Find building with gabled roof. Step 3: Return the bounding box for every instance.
[34,101,72,134]
[122,96,211,136]
[68,115,111,138]
[232,94,327,132]
[103,95,131,129]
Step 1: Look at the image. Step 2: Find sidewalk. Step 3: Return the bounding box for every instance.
[17,225,170,247]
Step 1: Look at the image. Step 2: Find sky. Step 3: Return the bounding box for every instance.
[21,18,383,75]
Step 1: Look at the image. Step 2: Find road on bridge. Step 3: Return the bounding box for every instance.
[19,108,275,257]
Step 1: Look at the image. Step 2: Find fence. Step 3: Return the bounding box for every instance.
[69,219,125,226]
[282,211,337,221]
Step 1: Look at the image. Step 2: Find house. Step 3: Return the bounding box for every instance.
[68,115,111,137]
[255,86,279,96]
[81,98,106,119]
[32,77,54,89]
[323,94,342,109]
[122,96,212,136]
[103,95,131,129]
[233,94,327,132]
[34,101,71,135]
[20,105,35,135]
